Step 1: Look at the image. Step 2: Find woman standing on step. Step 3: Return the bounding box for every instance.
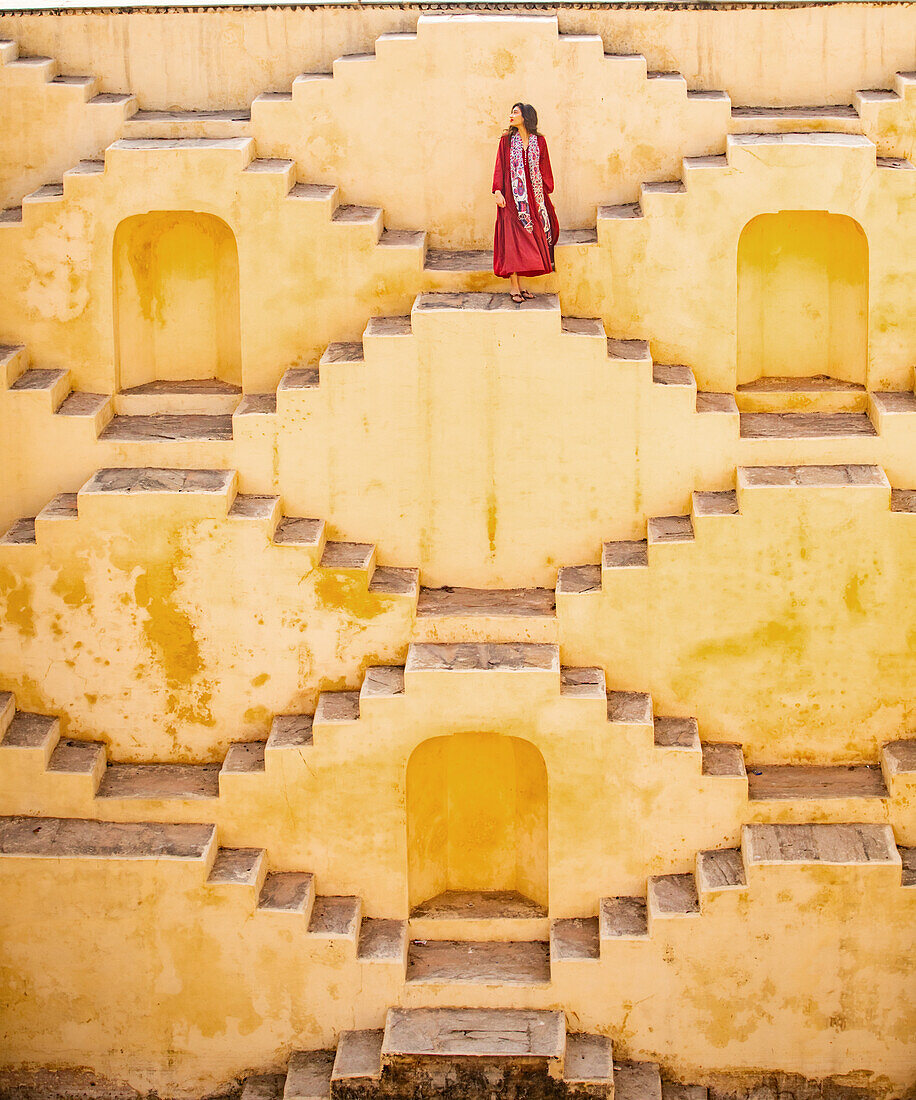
[492,103,559,303]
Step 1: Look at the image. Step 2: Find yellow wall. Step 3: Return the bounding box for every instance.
[0,7,913,1097]
[407,733,548,908]
[113,210,241,388]
[737,211,868,385]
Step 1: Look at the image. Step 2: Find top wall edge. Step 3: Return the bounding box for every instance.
[0,1,914,12]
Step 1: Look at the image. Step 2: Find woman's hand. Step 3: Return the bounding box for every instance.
[494,190,506,208]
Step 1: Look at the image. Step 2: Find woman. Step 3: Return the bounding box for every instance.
[492,102,560,303]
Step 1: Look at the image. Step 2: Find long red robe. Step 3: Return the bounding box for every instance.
[492,132,560,279]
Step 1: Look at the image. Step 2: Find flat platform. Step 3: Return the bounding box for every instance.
[406,940,550,985]
[411,890,547,920]
[383,1007,565,1059]
[747,764,888,801]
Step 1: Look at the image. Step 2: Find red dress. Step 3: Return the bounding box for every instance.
[492,132,560,278]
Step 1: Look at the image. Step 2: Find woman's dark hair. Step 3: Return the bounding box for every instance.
[506,102,539,136]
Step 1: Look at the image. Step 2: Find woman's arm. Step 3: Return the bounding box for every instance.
[538,136,555,194]
[492,136,506,194]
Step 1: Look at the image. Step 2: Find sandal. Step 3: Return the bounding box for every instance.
[510,292,525,304]
[520,289,535,300]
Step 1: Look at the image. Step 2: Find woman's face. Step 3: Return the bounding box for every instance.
[509,105,525,130]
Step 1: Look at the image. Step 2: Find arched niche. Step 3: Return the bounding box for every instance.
[406,732,548,912]
[112,211,241,391]
[737,211,868,386]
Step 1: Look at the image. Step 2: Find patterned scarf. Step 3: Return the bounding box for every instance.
[509,130,552,243]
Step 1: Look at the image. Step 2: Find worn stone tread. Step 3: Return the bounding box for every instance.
[308,895,361,937]
[740,464,886,487]
[551,916,600,960]
[100,414,233,441]
[320,541,374,570]
[890,489,916,513]
[424,249,493,271]
[0,517,35,544]
[899,848,916,887]
[221,741,266,774]
[600,896,649,939]
[697,848,746,890]
[693,490,739,517]
[406,939,551,985]
[98,763,221,800]
[607,691,653,725]
[284,1050,334,1100]
[417,587,556,617]
[57,392,109,416]
[0,815,214,859]
[47,738,105,774]
[10,368,67,391]
[653,363,694,386]
[229,494,279,520]
[648,515,694,543]
[603,540,649,568]
[240,1074,284,1100]
[120,378,241,396]
[412,890,546,921]
[383,1007,565,1058]
[739,412,877,438]
[268,714,314,749]
[406,642,558,672]
[356,918,406,962]
[331,1030,384,1081]
[38,493,78,519]
[273,516,324,546]
[257,871,314,913]
[314,691,360,723]
[207,847,265,886]
[737,374,864,392]
[871,390,916,413]
[83,467,233,494]
[747,764,887,800]
[415,292,559,312]
[662,1082,708,1100]
[360,666,405,698]
[556,564,602,594]
[701,742,746,777]
[696,392,738,414]
[614,1060,662,1100]
[368,567,418,595]
[560,666,606,699]
[745,823,897,863]
[883,739,916,775]
[565,1033,614,1083]
[650,873,700,915]
[654,716,700,750]
[1,712,57,749]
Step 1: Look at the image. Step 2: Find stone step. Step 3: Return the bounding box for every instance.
[869,391,916,431]
[743,823,899,866]
[416,587,556,618]
[900,848,916,887]
[424,249,493,272]
[220,741,267,776]
[691,490,739,519]
[241,1075,285,1100]
[599,896,649,941]
[647,515,694,546]
[653,716,701,753]
[614,1060,662,1100]
[560,667,606,701]
[882,739,916,783]
[356,918,407,964]
[701,742,746,777]
[739,412,877,439]
[564,1033,614,1088]
[319,541,376,574]
[283,1050,334,1100]
[382,1005,566,1061]
[123,108,251,138]
[647,873,701,919]
[0,815,215,861]
[0,710,60,763]
[413,291,559,314]
[730,105,862,136]
[313,691,360,726]
[206,848,267,888]
[307,895,362,940]
[97,763,221,801]
[550,916,600,961]
[406,939,551,985]
[747,765,888,801]
[99,414,234,442]
[696,848,747,893]
[737,464,889,491]
[9,367,70,410]
[115,378,243,416]
[257,870,315,917]
[607,691,653,727]
[359,665,405,703]
[410,889,548,941]
[0,518,36,545]
[405,642,559,674]
[47,738,107,791]
[331,1029,384,1084]
[267,714,315,751]
[735,375,867,413]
